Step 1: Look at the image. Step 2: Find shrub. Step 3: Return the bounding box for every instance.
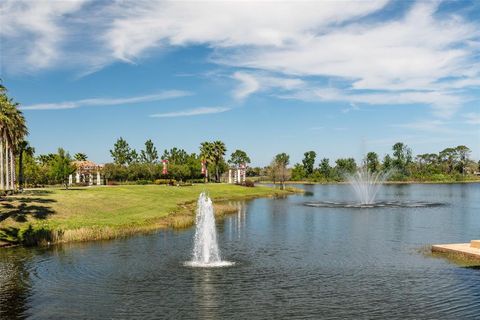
[135,180,152,185]
[153,179,178,186]
[244,180,255,187]
[154,179,172,185]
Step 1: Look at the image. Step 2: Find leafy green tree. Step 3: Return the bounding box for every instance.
[383,154,393,170]
[130,150,139,164]
[246,167,261,177]
[140,139,158,164]
[167,164,189,182]
[110,137,135,165]
[163,147,189,164]
[22,151,40,187]
[455,145,471,175]
[291,163,306,181]
[103,163,128,182]
[439,147,457,173]
[335,158,357,175]
[392,142,412,174]
[365,152,380,172]
[318,158,332,179]
[74,153,87,161]
[50,148,75,189]
[228,149,251,167]
[302,151,316,176]
[274,153,290,189]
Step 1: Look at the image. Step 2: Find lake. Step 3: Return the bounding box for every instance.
[1,183,479,319]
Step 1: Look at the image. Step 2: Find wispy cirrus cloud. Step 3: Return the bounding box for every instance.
[0,0,88,73]
[232,71,304,100]
[149,106,230,118]
[21,90,191,110]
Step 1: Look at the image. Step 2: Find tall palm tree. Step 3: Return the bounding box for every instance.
[200,142,214,182]
[0,86,28,193]
[18,140,35,191]
[211,141,226,182]
[0,94,13,192]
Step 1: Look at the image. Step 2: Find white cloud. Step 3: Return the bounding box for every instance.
[149,107,230,118]
[232,72,260,100]
[219,3,478,90]
[21,90,191,110]
[232,71,305,100]
[2,0,479,119]
[102,1,388,61]
[0,0,87,72]
[464,113,480,125]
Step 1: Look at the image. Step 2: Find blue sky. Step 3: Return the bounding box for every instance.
[1,0,479,166]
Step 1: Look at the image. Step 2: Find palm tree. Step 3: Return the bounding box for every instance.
[0,85,28,193]
[18,140,35,191]
[200,142,214,182]
[74,153,88,161]
[211,141,226,182]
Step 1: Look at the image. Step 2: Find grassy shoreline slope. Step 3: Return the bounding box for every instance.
[0,184,296,247]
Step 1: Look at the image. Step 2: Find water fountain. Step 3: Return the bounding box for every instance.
[304,167,443,209]
[185,192,234,267]
[347,166,391,205]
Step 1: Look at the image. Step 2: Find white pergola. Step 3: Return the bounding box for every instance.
[69,160,103,186]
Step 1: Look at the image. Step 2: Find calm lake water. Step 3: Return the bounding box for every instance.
[1,183,480,319]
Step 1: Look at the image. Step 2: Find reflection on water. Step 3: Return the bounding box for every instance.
[1,184,480,319]
[193,269,218,319]
[0,248,32,320]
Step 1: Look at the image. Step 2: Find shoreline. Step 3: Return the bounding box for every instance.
[259,180,480,186]
[0,185,300,248]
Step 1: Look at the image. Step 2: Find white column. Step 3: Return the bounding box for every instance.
[5,142,9,190]
[97,171,101,185]
[89,173,93,186]
[228,169,232,184]
[68,174,73,186]
[237,169,241,184]
[76,172,80,183]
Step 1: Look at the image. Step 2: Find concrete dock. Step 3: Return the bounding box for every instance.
[432,240,480,260]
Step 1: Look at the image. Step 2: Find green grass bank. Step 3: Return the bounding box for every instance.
[0,184,296,247]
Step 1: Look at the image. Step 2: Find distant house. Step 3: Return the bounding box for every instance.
[69,160,104,186]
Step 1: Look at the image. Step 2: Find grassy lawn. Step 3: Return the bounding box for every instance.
[0,184,293,246]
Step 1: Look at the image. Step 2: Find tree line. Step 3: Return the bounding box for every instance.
[284,143,478,182]
[14,139,480,190]
[17,137,253,188]
[104,138,251,184]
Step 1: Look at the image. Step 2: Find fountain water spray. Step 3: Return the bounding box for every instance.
[347,167,391,205]
[185,192,234,267]
[305,167,442,209]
